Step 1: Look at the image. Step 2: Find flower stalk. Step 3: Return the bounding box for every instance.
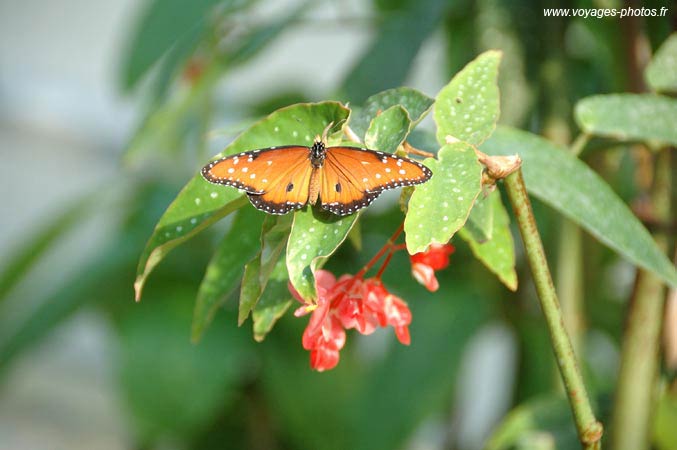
[504,169,603,450]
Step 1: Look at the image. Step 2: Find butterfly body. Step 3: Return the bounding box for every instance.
[202,141,431,216]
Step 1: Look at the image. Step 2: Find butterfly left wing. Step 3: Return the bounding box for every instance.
[202,146,313,214]
[319,146,432,215]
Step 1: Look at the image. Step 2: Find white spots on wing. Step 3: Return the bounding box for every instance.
[227,168,235,173]
[262,178,268,183]
[267,160,273,166]
[399,169,406,175]
[385,168,391,173]
[242,167,249,173]
[250,173,256,179]
[396,160,403,167]
[381,158,388,163]
[363,177,369,183]
[361,161,370,165]
[210,192,218,199]
[375,173,381,179]
[233,158,239,165]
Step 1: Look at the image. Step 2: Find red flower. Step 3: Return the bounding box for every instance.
[289,270,413,371]
[410,243,455,292]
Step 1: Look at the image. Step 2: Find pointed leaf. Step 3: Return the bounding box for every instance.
[459,190,517,291]
[434,50,501,146]
[238,255,263,326]
[575,94,677,147]
[404,143,482,253]
[252,258,293,341]
[645,33,677,94]
[482,126,677,288]
[350,87,434,138]
[135,102,350,300]
[191,206,264,340]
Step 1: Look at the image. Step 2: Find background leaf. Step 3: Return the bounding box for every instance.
[575,94,677,147]
[364,105,411,152]
[645,32,677,94]
[434,50,502,146]
[482,126,677,288]
[404,142,482,253]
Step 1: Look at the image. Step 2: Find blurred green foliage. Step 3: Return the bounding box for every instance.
[1,0,676,449]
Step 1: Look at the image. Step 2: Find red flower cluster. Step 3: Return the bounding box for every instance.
[290,270,412,372]
[409,243,455,292]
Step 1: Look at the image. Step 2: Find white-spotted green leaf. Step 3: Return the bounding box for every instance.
[645,33,677,94]
[575,94,677,147]
[238,255,262,327]
[350,87,435,139]
[365,105,411,152]
[287,108,412,301]
[482,126,677,288]
[135,102,350,301]
[434,50,501,146]
[191,206,264,341]
[464,190,494,242]
[252,257,293,341]
[404,142,482,253]
[458,190,517,291]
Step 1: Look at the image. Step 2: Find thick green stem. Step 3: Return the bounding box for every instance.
[557,218,584,356]
[610,150,671,450]
[504,170,603,449]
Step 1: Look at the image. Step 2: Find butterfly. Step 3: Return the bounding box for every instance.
[201,139,432,216]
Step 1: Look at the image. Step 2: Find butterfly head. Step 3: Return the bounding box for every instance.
[310,140,326,168]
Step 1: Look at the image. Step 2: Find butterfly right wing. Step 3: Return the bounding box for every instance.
[202,146,312,214]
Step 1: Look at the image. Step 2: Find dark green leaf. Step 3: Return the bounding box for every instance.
[364,105,411,153]
[192,206,264,341]
[252,257,293,341]
[482,126,677,288]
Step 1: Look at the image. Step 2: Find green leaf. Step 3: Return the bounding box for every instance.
[575,94,677,147]
[191,206,264,341]
[404,143,482,253]
[121,0,224,90]
[463,190,494,242]
[645,33,677,94]
[258,214,293,293]
[135,102,350,300]
[340,0,449,103]
[482,126,677,288]
[434,50,502,146]
[287,210,358,302]
[252,258,293,341]
[286,106,412,301]
[364,105,411,153]
[238,255,262,326]
[458,190,517,291]
[350,87,434,139]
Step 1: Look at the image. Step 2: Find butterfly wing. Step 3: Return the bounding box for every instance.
[202,146,312,214]
[320,146,432,216]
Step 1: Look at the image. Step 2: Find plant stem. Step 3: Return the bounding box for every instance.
[504,170,603,449]
[556,218,584,356]
[610,149,671,450]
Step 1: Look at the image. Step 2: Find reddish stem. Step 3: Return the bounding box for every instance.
[356,223,404,278]
[375,250,395,280]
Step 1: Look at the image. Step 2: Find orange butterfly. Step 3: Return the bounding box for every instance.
[201,140,432,216]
